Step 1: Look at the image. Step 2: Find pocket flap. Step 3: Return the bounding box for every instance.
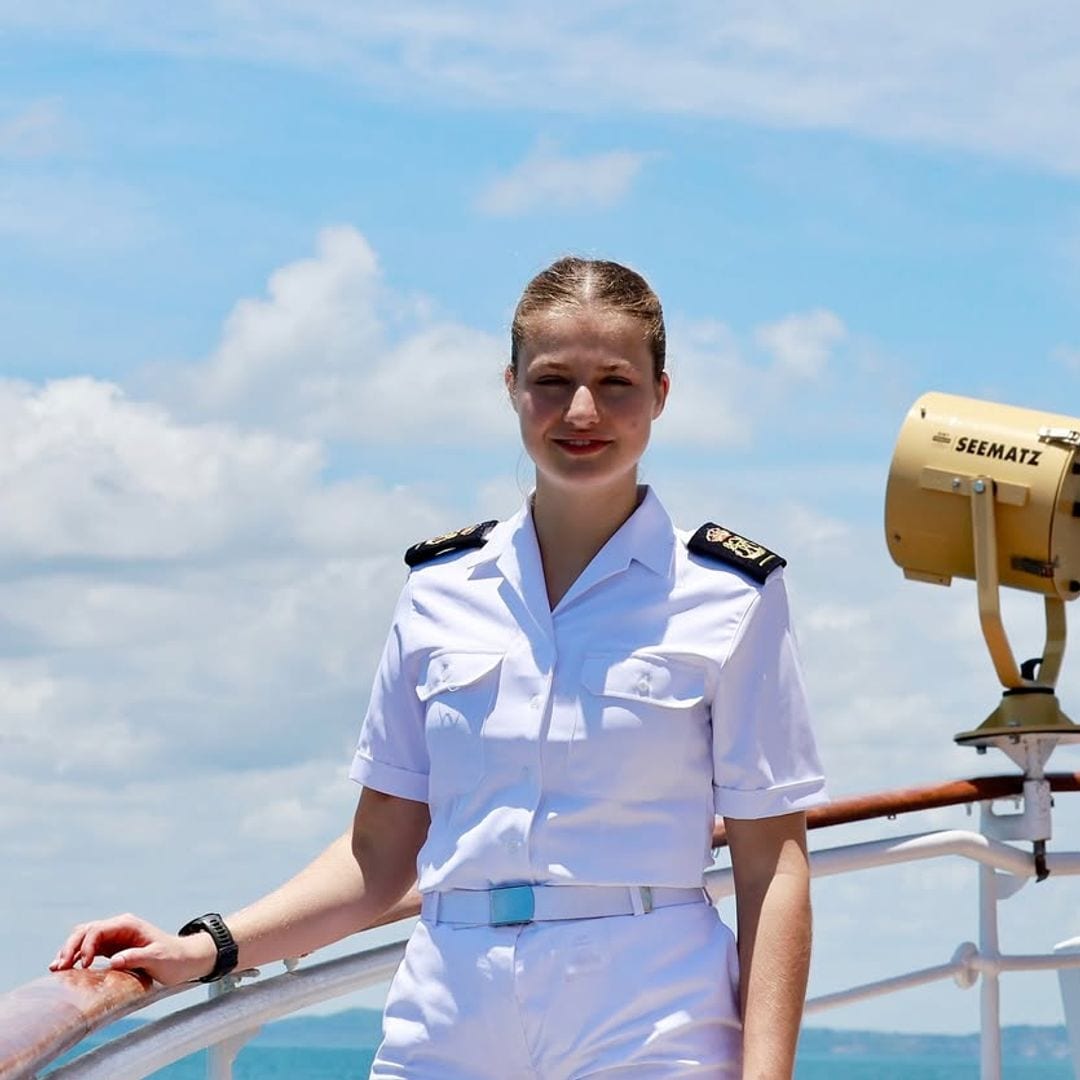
[581,654,705,707]
[417,652,503,702]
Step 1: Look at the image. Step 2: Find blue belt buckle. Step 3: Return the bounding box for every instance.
[490,885,535,926]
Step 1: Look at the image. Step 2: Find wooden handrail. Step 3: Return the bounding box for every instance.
[4,773,1079,1077]
[0,968,155,1080]
[710,772,1080,848]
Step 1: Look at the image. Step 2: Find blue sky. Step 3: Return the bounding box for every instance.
[4,1,1080,1040]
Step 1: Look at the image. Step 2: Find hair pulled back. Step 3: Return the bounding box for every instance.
[510,257,666,380]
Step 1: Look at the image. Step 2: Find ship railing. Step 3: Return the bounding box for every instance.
[4,773,1080,1080]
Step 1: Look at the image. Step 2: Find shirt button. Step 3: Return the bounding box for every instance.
[505,836,523,851]
[637,677,650,694]
[530,695,541,710]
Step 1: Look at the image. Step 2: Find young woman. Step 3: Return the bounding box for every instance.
[52,258,826,1078]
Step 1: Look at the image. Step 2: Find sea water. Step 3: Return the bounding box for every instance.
[75,1049,1071,1078]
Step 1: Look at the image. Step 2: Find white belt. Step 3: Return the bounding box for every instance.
[421,884,707,927]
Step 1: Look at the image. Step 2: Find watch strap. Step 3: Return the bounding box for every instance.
[177,912,239,983]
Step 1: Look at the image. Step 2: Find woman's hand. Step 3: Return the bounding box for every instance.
[49,913,216,986]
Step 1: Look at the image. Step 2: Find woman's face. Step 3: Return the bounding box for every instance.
[506,306,669,499]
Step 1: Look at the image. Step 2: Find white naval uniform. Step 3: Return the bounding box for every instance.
[350,488,827,1079]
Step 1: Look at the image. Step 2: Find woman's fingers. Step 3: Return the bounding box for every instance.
[50,923,91,970]
[49,914,160,971]
[78,915,141,967]
[108,947,155,973]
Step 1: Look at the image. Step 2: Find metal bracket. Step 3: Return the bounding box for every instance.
[992,870,1029,900]
[920,467,1029,507]
[952,941,980,989]
[980,779,1053,843]
[1038,426,1080,448]
[970,476,1023,688]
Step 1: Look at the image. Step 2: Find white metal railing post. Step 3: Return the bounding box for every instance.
[205,975,261,1080]
[974,774,1053,1079]
[206,1036,241,1080]
[978,863,1003,1080]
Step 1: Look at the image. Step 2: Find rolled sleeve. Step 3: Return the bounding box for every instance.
[711,573,827,819]
[351,580,430,802]
[349,750,428,802]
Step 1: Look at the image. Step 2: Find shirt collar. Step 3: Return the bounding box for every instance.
[465,485,676,582]
[614,485,677,578]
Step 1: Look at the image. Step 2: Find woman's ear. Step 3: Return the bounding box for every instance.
[652,371,670,420]
[504,365,519,412]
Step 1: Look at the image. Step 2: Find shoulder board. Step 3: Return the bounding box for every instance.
[404,520,499,568]
[686,523,786,584]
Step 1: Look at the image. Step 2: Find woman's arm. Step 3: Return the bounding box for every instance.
[50,788,429,986]
[725,811,812,1080]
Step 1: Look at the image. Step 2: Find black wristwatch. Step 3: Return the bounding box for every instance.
[177,912,239,983]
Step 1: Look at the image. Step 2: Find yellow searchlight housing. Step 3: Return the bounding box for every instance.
[885,392,1080,761]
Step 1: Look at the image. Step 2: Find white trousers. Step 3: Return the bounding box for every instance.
[370,899,742,1079]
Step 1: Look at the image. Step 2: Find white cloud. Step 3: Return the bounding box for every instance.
[5,3,1080,173]
[0,361,456,797]
[656,310,854,445]
[0,98,64,159]
[476,140,650,216]
[754,309,847,379]
[197,225,383,411]
[658,319,754,447]
[0,663,57,726]
[154,225,513,443]
[0,376,325,559]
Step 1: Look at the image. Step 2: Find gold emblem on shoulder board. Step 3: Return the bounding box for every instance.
[706,527,732,544]
[723,535,767,561]
[405,519,498,568]
[424,526,473,548]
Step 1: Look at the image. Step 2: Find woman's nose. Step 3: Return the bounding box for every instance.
[565,385,599,426]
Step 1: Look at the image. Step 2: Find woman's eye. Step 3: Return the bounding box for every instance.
[535,375,569,385]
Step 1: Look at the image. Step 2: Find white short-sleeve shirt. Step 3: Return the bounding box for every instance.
[350,488,826,894]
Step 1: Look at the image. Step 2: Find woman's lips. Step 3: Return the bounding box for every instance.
[553,438,611,456]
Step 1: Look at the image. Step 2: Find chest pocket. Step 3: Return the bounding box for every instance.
[417,651,502,802]
[571,654,709,799]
